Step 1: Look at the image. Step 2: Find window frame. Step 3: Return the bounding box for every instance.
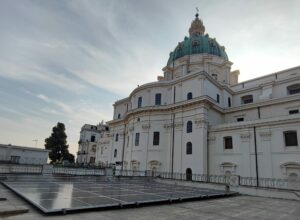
[155,93,162,105]
[137,97,142,108]
[187,92,193,100]
[289,109,299,115]
[135,133,140,146]
[228,97,231,107]
[284,130,298,147]
[287,84,300,95]
[237,117,244,122]
[153,131,160,146]
[224,136,233,150]
[241,95,253,104]
[186,142,192,155]
[186,121,193,133]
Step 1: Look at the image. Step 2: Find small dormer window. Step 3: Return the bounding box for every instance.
[241,95,253,104]
[287,84,300,95]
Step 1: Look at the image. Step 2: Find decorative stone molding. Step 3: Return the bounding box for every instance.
[148,160,162,166]
[240,133,251,142]
[280,162,300,175]
[220,162,237,174]
[195,118,208,124]
[106,134,113,138]
[128,126,134,132]
[194,118,208,128]
[259,131,272,141]
[142,124,151,130]
[174,122,183,130]
[208,136,216,143]
[164,123,172,130]
[99,140,110,145]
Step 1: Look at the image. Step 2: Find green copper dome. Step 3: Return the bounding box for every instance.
[167,14,228,65]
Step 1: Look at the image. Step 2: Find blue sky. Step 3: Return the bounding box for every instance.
[0,0,300,156]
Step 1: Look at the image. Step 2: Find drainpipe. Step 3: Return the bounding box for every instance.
[253,126,259,187]
[171,86,176,177]
[207,129,209,176]
[121,124,126,171]
[171,113,175,178]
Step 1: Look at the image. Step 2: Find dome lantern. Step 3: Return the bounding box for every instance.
[189,13,205,37]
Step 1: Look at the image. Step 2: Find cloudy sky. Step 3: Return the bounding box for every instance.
[0,0,299,156]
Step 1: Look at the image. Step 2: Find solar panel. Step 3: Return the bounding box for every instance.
[1,175,236,214]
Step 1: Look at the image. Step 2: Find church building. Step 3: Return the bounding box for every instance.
[91,14,300,181]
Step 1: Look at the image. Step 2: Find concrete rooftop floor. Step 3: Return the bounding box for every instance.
[1,183,300,220]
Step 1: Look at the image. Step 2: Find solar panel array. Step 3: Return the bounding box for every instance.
[2,175,235,214]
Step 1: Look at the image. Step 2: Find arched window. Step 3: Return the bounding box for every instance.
[186,121,193,133]
[187,92,193,100]
[115,133,119,142]
[186,142,192,154]
[287,84,300,95]
[241,95,253,104]
[117,114,121,119]
[114,149,117,158]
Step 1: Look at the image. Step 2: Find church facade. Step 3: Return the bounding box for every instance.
[92,14,300,181]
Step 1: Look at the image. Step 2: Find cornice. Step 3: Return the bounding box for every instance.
[209,115,300,132]
[225,94,300,113]
[108,95,214,126]
[231,65,300,90]
[114,71,234,105]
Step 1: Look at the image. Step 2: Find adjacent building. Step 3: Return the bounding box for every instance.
[90,14,300,182]
[0,144,49,165]
[77,123,109,165]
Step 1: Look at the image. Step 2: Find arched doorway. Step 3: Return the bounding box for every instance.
[186,168,192,181]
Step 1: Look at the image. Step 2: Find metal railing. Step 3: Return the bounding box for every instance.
[115,170,299,191]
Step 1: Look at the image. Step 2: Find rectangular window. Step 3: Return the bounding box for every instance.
[241,95,253,104]
[289,109,299,115]
[135,133,140,146]
[237,117,244,122]
[91,135,95,142]
[10,156,20,164]
[284,131,298,146]
[153,132,160,146]
[224,136,233,149]
[138,97,142,108]
[155,93,161,105]
[228,97,231,107]
[217,94,220,103]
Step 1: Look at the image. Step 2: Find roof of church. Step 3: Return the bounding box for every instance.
[167,14,228,65]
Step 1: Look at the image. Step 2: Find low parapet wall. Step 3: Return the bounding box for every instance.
[155,178,300,201]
